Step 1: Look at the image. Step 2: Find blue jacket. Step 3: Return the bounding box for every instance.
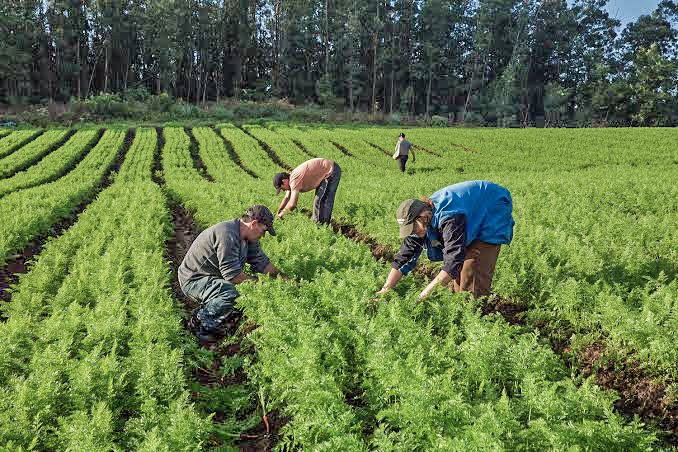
[394,181,514,275]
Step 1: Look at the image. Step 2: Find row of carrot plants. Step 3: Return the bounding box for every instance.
[0,130,44,159]
[0,129,102,198]
[255,124,678,382]
[0,129,127,267]
[0,129,73,178]
[0,128,209,449]
[160,126,661,448]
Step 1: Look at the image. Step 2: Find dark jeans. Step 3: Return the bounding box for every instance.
[181,276,239,332]
[397,155,408,172]
[313,162,341,224]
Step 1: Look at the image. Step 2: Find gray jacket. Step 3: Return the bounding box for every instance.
[178,219,270,287]
[396,140,412,156]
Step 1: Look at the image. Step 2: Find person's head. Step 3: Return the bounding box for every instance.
[396,198,433,238]
[399,132,406,141]
[273,172,290,194]
[241,205,276,241]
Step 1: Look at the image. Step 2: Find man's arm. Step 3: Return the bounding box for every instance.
[418,216,466,300]
[376,268,402,294]
[411,145,416,162]
[232,272,258,284]
[377,235,423,295]
[277,191,291,215]
[278,189,300,218]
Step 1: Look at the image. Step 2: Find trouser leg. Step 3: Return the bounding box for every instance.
[313,163,341,224]
[182,276,240,333]
[451,240,500,299]
[399,155,408,172]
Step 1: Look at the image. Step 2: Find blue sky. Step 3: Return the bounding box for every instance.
[601,0,661,26]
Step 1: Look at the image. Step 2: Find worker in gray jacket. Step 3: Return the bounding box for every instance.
[178,205,282,342]
[393,133,415,172]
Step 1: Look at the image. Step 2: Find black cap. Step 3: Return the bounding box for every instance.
[244,205,276,236]
[396,199,428,238]
[273,172,289,194]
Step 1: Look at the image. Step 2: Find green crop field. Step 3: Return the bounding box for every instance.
[0,125,675,450]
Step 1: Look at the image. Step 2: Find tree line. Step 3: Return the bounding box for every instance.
[1,0,677,126]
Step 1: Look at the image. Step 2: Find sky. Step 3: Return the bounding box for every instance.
[602,0,662,26]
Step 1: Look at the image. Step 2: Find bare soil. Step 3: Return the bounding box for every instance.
[412,144,443,157]
[364,141,391,157]
[330,140,354,157]
[158,133,284,450]
[578,343,677,444]
[183,127,215,181]
[291,139,317,158]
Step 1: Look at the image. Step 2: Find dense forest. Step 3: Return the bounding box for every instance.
[1,0,677,126]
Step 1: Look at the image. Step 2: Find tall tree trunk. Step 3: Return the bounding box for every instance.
[325,0,329,77]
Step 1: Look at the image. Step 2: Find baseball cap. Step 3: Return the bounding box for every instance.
[396,199,429,238]
[273,172,289,194]
[245,205,276,236]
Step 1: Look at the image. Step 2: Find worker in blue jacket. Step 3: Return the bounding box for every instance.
[376,180,515,300]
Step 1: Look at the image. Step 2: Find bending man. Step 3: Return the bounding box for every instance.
[178,205,282,342]
[377,180,515,300]
[273,158,341,224]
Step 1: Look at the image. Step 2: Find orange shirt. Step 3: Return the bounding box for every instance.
[289,158,334,192]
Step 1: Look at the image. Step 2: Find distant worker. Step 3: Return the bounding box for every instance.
[273,158,341,224]
[392,132,415,173]
[376,180,515,300]
[178,205,282,342]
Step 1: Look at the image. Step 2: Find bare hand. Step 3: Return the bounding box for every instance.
[375,287,390,296]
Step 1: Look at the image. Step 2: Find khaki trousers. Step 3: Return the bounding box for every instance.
[450,240,501,298]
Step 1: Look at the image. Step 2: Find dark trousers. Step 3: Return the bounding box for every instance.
[313,162,341,224]
[397,155,408,172]
[181,276,239,332]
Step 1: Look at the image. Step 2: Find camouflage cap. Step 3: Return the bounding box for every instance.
[396,199,428,238]
[245,205,276,236]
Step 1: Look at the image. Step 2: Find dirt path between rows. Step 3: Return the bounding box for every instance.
[157,127,284,451]
[0,128,132,307]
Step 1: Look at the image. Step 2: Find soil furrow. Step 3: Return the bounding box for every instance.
[0,129,133,306]
[290,139,317,158]
[212,127,259,178]
[157,129,283,450]
[365,141,391,157]
[238,126,293,172]
[183,127,215,182]
[0,130,45,159]
[2,129,77,179]
[450,142,476,153]
[412,144,443,157]
[330,140,354,157]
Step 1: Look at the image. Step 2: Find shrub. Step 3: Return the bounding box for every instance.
[430,115,447,127]
[148,93,174,113]
[82,93,130,118]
